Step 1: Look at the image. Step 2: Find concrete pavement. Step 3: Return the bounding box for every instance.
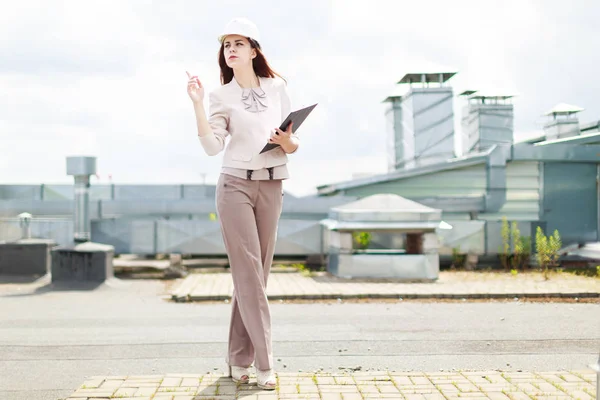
[0,275,598,400]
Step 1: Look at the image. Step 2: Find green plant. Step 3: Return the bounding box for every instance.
[519,235,532,268]
[535,227,550,278]
[498,218,532,270]
[510,221,521,270]
[510,222,532,270]
[500,217,510,270]
[352,231,372,250]
[549,230,562,266]
[513,229,532,270]
[292,263,313,277]
[451,247,466,269]
[535,227,562,280]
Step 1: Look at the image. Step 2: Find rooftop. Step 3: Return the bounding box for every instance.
[544,102,584,116]
[398,71,457,84]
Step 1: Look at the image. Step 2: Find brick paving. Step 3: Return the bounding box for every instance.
[65,370,598,399]
[170,271,600,302]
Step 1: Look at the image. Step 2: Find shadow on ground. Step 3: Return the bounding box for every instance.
[0,273,119,297]
[195,376,274,399]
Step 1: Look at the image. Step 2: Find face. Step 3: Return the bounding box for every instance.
[222,34,256,69]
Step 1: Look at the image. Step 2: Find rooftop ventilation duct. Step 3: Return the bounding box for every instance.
[384,71,457,171]
[543,103,584,140]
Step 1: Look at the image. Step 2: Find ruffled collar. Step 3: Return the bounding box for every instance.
[241,86,267,113]
[232,77,268,113]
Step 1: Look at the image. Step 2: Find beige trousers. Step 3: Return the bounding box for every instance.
[216,172,284,371]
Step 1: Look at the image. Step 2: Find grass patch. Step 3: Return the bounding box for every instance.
[547,380,567,393]
[501,373,513,383]
[570,371,591,383]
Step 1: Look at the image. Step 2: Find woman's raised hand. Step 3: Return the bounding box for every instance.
[186,71,204,103]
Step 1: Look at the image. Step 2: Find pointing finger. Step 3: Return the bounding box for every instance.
[186,71,191,78]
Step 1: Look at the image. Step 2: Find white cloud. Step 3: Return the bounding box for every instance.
[1,0,599,199]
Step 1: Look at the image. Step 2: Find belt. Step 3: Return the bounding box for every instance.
[247,167,274,180]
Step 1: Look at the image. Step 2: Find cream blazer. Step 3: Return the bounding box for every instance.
[198,76,297,170]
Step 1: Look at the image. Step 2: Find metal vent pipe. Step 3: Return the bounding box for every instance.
[66,157,96,243]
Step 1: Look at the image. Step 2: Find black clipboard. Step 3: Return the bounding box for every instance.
[259,103,318,154]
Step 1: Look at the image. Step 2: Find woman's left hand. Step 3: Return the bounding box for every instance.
[268,122,299,154]
[269,122,293,145]
[269,123,298,154]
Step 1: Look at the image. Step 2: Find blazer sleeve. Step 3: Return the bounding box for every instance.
[198,91,230,156]
[279,79,299,154]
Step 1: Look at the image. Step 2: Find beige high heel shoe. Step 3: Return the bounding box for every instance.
[256,368,276,390]
[227,365,250,384]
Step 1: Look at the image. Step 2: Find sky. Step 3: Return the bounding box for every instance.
[1,0,599,197]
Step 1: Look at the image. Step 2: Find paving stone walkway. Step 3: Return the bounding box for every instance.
[170,271,600,302]
[65,370,598,400]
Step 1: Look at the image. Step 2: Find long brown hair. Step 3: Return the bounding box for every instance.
[218,38,285,85]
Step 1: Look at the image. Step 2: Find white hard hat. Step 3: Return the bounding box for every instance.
[218,17,261,45]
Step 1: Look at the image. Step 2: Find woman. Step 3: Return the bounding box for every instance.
[186,17,299,390]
